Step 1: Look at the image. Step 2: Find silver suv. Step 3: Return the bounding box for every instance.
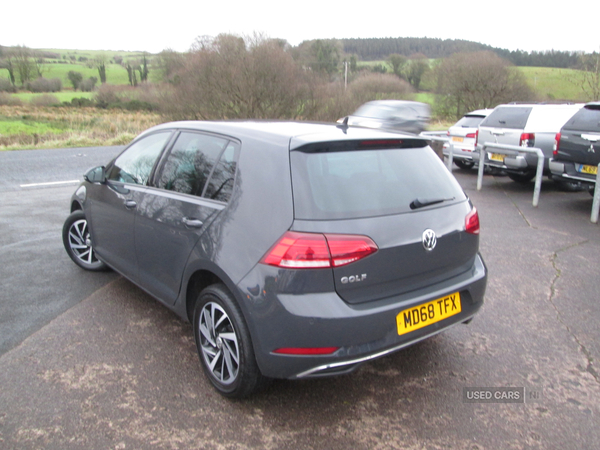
[475,103,583,184]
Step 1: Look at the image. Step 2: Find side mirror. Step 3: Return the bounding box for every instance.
[84,166,106,184]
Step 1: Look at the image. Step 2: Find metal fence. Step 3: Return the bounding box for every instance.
[420,133,600,223]
[475,143,545,207]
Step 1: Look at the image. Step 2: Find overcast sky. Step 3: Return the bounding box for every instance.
[2,0,598,55]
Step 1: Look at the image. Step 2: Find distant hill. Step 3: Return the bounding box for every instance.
[340,37,582,69]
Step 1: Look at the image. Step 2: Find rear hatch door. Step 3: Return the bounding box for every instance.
[478,106,532,155]
[558,105,600,166]
[290,137,477,304]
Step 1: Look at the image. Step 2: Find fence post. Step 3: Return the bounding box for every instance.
[447,142,454,171]
[532,148,544,208]
[477,146,485,191]
[592,163,600,224]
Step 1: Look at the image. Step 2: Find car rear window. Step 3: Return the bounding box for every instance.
[290,146,466,220]
[562,106,600,132]
[480,107,532,129]
[454,115,486,128]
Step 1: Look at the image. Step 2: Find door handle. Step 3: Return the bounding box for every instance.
[125,200,137,209]
[183,217,203,228]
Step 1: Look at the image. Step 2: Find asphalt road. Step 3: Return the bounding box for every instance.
[0,146,123,355]
[1,148,599,449]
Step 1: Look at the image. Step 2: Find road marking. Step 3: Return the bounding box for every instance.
[20,180,80,188]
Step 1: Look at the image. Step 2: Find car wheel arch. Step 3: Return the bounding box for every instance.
[183,266,242,324]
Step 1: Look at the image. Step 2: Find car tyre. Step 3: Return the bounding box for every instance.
[62,210,108,271]
[454,160,475,170]
[507,170,536,183]
[193,284,270,398]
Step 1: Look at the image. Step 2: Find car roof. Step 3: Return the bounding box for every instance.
[136,120,426,150]
[464,109,493,117]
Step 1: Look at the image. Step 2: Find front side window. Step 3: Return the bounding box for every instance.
[108,132,171,185]
[157,132,239,202]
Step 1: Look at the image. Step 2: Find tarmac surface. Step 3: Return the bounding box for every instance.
[1,160,599,449]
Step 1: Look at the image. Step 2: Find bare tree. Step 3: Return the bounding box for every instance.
[162,34,312,121]
[387,53,407,79]
[577,52,600,101]
[434,51,534,119]
[11,46,36,85]
[92,54,108,84]
[405,53,430,90]
[152,48,185,82]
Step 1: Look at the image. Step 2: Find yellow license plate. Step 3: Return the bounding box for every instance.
[578,164,598,175]
[490,153,504,162]
[396,293,461,335]
[451,136,464,143]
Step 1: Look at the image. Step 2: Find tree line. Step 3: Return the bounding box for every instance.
[340,37,585,69]
[1,36,598,121]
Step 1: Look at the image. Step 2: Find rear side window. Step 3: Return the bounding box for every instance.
[291,147,466,220]
[157,132,239,202]
[562,106,600,132]
[480,107,532,129]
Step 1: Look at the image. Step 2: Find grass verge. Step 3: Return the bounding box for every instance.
[0,105,163,150]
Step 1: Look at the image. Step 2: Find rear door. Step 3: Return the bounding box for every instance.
[290,141,476,304]
[134,131,240,304]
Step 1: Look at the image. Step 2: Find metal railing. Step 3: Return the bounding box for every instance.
[476,143,545,207]
[420,132,454,171]
[422,136,600,223]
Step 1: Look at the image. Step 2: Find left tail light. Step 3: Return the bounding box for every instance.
[261,231,378,269]
[553,132,561,156]
[465,208,480,235]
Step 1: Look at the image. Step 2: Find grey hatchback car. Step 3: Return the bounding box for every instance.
[63,121,487,398]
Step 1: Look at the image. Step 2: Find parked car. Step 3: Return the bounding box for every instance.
[341,100,431,135]
[474,103,583,186]
[63,121,487,398]
[443,109,493,169]
[550,102,600,195]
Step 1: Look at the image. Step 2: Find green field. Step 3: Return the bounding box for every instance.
[519,67,588,101]
[1,47,154,88]
[13,91,95,102]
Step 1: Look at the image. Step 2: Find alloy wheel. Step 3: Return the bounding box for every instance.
[198,302,240,385]
[67,219,101,266]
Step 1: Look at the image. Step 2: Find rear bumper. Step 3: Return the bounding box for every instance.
[443,144,476,161]
[473,149,543,173]
[237,254,487,379]
[550,159,597,185]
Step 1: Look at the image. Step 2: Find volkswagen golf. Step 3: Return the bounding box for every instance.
[63,121,487,398]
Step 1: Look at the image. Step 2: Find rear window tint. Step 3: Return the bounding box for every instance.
[480,107,532,129]
[291,147,466,220]
[562,107,600,132]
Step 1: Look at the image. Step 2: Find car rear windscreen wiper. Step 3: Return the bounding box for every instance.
[410,197,455,210]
